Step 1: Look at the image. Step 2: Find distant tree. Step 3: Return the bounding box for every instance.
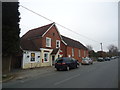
[107,44,118,56]
[2,2,20,73]
[89,50,96,57]
[86,45,93,51]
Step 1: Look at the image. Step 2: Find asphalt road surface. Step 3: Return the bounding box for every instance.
[3,58,118,88]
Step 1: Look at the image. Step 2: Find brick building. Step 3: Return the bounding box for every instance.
[61,35,88,62]
[20,23,88,69]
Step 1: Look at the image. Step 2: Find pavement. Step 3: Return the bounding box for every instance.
[2,66,55,83]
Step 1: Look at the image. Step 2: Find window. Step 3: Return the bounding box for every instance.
[84,50,86,57]
[53,33,55,36]
[46,37,51,47]
[56,40,60,48]
[78,50,81,57]
[44,53,49,62]
[31,53,35,61]
[72,48,74,57]
[86,51,88,57]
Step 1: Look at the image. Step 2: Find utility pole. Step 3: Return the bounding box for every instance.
[100,43,103,57]
[100,43,103,51]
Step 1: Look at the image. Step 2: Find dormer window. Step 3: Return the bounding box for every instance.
[46,37,51,47]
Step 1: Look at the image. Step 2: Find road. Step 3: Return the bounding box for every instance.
[3,59,118,88]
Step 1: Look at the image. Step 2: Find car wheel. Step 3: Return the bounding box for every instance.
[66,66,70,71]
[57,68,60,71]
[76,64,79,68]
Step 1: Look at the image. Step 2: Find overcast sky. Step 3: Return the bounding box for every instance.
[19,0,119,52]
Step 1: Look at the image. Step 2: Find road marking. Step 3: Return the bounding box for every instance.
[54,74,80,85]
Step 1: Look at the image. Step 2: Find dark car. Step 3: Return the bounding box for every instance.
[97,57,104,62]
[105,57,111,61]
[55,57,79,71]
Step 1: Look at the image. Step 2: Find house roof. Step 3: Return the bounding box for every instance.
[20,23,88,51]
[51,48,59,55]
[61,35,88,50]
[20,38,39,51]
[21,23,54,39]
[20,23,55,51]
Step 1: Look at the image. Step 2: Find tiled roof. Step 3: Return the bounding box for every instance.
[20,38,39,51]
[21,23,54,39]
[61,35,88,50]
[20,23,88,51]
[20,23,54,51]
[51,48,59,55]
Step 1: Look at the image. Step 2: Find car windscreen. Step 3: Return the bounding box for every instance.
[55,57,70,63]
[55,58,64,63]
[56,60,63,63]
[98,58,103,59]
[82,58,89,60]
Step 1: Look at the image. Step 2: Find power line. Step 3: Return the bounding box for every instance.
[56,23,99,43]
[20,5,53,22]
[20,5,100,43]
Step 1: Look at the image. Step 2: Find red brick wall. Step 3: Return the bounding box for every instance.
[61,46,88,62]
[74,48,80,61]
[42,25,61,49]
[66,46,82,62]
[60,41,67,57]
[39,24,89,62]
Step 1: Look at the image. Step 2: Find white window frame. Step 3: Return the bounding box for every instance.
[44,52,49,62]
[79,50,81,57]
[46,37,51,47]
[30,53,35,62]
[72,48,74,57]
[56,40,60,48]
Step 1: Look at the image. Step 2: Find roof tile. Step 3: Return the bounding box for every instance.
[61,35,88,50]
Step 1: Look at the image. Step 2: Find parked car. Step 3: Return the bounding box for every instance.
[81,57,93,65]
[111,56,119,60]
[111,56,116,60]
[105,57,111,61]
[55,57,79,71]
[88,58,93,64]
[97,57,104,62]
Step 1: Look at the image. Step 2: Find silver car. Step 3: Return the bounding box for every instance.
[81,57,93,65]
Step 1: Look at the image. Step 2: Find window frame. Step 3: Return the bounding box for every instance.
[78,50,81,57]
[30,53,35,62]
[84,50,86,57]
[56,40,60,48]
[44,52,49,62]
[72,48,74,57]
[46,37,51,47]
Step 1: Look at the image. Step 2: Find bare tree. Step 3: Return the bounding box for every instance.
[107,44,118,56]
[86,45,93,51]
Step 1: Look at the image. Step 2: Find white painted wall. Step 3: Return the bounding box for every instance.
[22,48,63,68]
[40,48,53,66]
[22,50,40,68]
